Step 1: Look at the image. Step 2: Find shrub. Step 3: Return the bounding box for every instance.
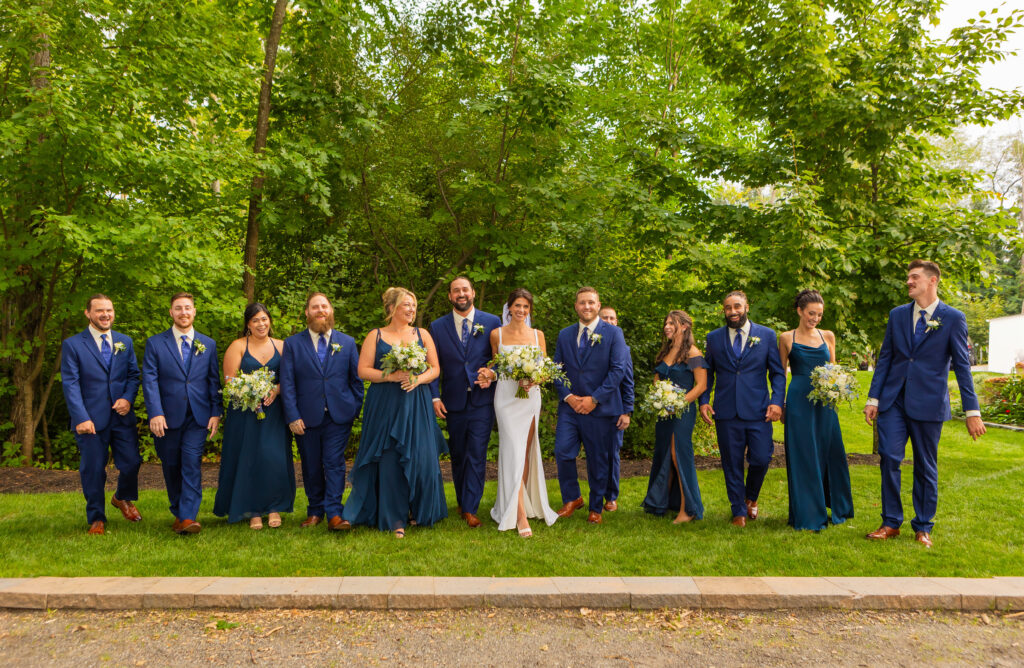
[980,375,1024,426]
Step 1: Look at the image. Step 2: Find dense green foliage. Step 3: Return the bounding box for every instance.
[2,0,1022,467]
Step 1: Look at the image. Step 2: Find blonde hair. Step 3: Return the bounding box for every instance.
[382,287,417,322]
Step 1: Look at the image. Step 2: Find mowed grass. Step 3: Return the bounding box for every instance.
[1,372,1021,578]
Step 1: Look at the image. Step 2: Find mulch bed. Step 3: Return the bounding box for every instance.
[0,445,881,495]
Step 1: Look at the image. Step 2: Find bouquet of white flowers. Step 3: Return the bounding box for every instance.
[380,341,429,383]
[640,379,691,420]
[222,366,276,420]
[488,346,569,399]
[807,363,860,410]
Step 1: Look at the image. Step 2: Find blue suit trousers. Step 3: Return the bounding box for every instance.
[555,407,617,513]
[715,418,773,517]
[445,404,493,515]
[297,419,352,519]
[876,395,942,533]
[154,412,207,521]
[76,417,141,524]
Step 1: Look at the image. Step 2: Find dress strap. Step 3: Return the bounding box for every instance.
[415,327,424,345]
[818,329,826,345]
[375,328,381,343]
[533,328,539,346]
[498,326,503,347]
[245,336,250,354]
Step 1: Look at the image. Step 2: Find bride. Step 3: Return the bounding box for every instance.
[489,288,559,537]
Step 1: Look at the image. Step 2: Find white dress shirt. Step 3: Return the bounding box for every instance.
[308,328,334,349]
[453,308,476,342]
[728,320,751,350]
[88,325,112,352]
[172,325,196,361]
[576,317,601,346]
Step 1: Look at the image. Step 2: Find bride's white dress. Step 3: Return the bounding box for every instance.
[490,328,559,530]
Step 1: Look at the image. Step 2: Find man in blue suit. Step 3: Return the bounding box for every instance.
[429,277,501,527]
[599,306,634,512]
[553,287,629,524]
[142,292,222,535]
[60,294,143,535]
[699,291,786,526]
[279,292,364,531]
[864,260,985,548]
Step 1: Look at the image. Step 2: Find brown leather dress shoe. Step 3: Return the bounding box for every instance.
[176,519,201,534]
[87,520,105,535]
[300,516,323,528]
[731,516,746,527]
[915,531,933,548]
[171,518,182,533]
[463,513,482,528]
[328,516,351,531]
[866,525,900,540]
[587,511,603,524]
[604,500,618,512]
[745,499,758,520]
[111,496,142,522]
[557,497,585,518]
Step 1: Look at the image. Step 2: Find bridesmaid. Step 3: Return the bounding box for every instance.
[779,289,854,531]
[641,310,708,523]
[213,303,295,529]
[343,287,448,538]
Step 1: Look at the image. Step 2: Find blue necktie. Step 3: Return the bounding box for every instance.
[913,309,927,344]
[578,326,589,357]
[732,330,743,358]
[461,318,470,348]
[317,334,328,366]
[180,335,192,373]
[100,334,112,368]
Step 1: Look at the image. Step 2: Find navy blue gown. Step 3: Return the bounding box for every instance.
[784,331,854,531]
[213,344,295,522]
[641,357,707,520]
[343,329,449,531]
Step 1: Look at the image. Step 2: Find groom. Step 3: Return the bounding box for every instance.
[863,260,985,548]
[699,291,785,527]
[553,287,629,524]
[429,276,501,528]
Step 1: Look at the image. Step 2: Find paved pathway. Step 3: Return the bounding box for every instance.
[2,576,1022,610]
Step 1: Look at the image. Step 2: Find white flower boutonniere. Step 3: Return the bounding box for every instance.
[113,342,126,355]
[925,318,941,332]
[748,336,761,347]
[589,333,603,346]
[473,323,485,337]
[193,341,206,355]
[331,342,342,355]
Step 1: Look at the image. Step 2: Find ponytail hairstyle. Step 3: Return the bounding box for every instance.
[655,310,696,365]
[382,287,417,323]
[793,289,824,311]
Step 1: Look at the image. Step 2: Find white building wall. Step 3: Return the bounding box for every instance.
[988,314,1024,374]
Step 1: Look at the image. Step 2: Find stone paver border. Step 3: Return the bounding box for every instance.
[1,577,1023,611]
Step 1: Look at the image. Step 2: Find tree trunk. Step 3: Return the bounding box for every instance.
[242,0,289,302]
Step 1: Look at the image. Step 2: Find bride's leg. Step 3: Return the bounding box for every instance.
[517,417,537,535]
[670,434,693,524]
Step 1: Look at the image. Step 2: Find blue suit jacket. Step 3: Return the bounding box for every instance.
[868,301,979,421]
[620,346,635,414]
[553,320,628,418]
[279,329,364,428]
[60,328,140,432]
[428,310,501,412]
[142,329,222,429]
[699,322,786,421]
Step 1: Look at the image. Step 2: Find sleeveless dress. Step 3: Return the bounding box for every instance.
[784,331,854,531]
[213,342,295,522]
[490,328,559,531]
[343,329,449,531]
[641,357,707,519]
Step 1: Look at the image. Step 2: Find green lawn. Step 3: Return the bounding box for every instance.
[2,372,1021,578]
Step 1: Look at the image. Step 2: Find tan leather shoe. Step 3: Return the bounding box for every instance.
[557,497,585,518]
[604,500,618,512]
[731,516,746,527]
[300,515,323,528]
[463,513,482,528]
[171,518,182,533]
[915,531,933,548]
[87,520,105,535]
[866,525,900,540]
[176,519,201,534]
[587,511,603,524]
[745,499,758,520]
[328,516,351,531]
[111,496,142,522]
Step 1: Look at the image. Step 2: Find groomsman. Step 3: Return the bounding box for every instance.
[553,287,629,524]
[598,306,634,512]
[699,291,785,527]
[60,294,143,534]
[863,260,985,548]
[280,292,364,531]
[429,277,501,528]
[142,292,222,534]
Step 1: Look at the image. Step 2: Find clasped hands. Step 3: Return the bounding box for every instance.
[148,414,219,438]
[699,403,781,425]
[565,394,597,415]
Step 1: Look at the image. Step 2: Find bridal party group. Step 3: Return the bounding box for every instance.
[60,260,985,547]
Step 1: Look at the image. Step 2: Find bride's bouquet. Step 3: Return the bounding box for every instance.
[223,366,276,420]
[807,363,860,410]
[488,346,569,399]
[640,379,691,420]
[380,342,429,384]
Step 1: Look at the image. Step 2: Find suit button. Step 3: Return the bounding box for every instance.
[909,358,914,362]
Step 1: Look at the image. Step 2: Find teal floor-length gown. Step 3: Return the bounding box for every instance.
[783,332,854,531]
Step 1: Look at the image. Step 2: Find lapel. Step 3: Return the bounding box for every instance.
[913,302,944,352]
[322,331,340,372]
[444,314,465,359]
[723,327,739,368]
[303,330,325,376]
[580,320,600,366]
[79,329,109,373]
[739,322,756,361]
[162,329,187,376]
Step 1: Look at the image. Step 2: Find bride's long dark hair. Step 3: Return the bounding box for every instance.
[241,302,273,338]
[655,310,695,365]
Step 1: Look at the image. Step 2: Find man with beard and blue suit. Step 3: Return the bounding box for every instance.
[699,291,786,527]
[143,292,222,535]
[598,306,633,512]
[60,294,143,535]
[864,260,985,548]
[279,292,364,531]
[553,287,629,524]
[428,277,501,528]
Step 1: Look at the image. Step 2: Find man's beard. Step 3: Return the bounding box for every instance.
[88,316,112,332]
[725,313,748,330]
[308,313,335,334]
[450,296,473,313]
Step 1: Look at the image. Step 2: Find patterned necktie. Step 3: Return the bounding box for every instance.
[180,335,192,373]
[578,326,589,357]
[100,333,112,368]
[461,318,470,348]
[317,333,328,366]
[732,329,743,357]
[914,309,927,344]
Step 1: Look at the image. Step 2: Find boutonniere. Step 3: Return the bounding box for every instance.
[473,323,485,337]
[113,342,126,355]
[193,341,206,355]
[925,317,941,332]
[331,342,342,355]
[748,336,761,347]
[589,332,603,346]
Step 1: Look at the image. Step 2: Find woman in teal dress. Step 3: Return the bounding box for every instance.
[779,290,854,531]
[343,287,448,538]
[214,303,295,529]
[642,310,708,523]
